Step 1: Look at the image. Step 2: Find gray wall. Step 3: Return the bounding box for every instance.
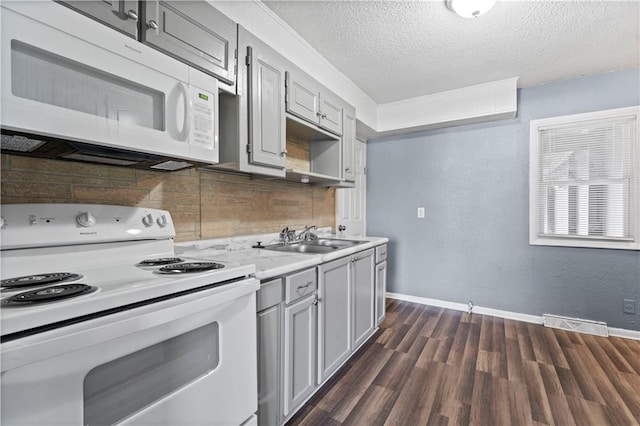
[367,68,640,330]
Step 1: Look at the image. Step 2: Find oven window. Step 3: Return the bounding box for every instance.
[11,40,165,131]
[83,322,219,425]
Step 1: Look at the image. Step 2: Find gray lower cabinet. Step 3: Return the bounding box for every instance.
[317,256,352,384]
[352,249,375,349]
[257,247,383,425]
[56,0,139,38]
[256,278,283,426]
[375,261,387,326]
[283,294,317,416]
[375,244,388,326]
[141,1,237,85]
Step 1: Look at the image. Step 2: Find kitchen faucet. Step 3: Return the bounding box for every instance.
[296,225,318,241]
[279,227,297,244]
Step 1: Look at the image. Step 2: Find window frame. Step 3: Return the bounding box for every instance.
[529,106,640,250]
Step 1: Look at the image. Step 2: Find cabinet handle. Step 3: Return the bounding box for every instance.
[281,149,288,157]
[316,111,322,117]
[297,282,311,291]
[148,20,159,30]
[312,298,319,306]
[127,9,138,21]
[322,113,327,119]
[345,168,351,172]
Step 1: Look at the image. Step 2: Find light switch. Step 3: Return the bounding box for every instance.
[417,207,425,219]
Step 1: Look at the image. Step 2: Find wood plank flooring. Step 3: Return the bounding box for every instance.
[287,299,640,426]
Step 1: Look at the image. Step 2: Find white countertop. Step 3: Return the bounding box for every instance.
[175,230,388,281]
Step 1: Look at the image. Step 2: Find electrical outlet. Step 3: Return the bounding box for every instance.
[417,207,425,219]
[623,299,636,314]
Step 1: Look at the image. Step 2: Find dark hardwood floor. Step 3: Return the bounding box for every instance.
[287,299,640,426]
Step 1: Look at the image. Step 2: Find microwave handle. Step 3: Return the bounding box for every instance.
[177,82,192,142]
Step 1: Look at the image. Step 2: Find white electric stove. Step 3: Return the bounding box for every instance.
[0,204,259,426]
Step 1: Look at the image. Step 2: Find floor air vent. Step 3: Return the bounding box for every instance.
[543,314,609,337]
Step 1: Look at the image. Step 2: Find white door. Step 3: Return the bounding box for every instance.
[336,139,366,236]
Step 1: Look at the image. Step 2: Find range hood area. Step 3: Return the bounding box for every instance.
[0,131,197,171]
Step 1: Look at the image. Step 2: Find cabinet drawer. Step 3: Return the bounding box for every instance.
[285,268,317,304]
[375,244,387,263]
[257,278,283,311]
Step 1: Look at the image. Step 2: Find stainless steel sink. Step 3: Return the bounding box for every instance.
[304,238,364,247]
[262,238,365,254]
[263,243,337,254]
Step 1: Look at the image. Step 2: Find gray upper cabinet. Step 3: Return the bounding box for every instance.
[318,91,343,135]
[245,42,287,170]
[285,70,343,136]
[141,1,236,85]
[285,71,321,125]
[216,26,287,178]
[56,0,139,38]
[342,105,356,182]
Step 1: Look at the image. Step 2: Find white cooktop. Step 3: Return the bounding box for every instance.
[0,204,256,338]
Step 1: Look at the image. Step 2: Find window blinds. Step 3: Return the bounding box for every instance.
[537,115,636,241]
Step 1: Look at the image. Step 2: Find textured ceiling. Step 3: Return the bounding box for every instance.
[262,0,640,104]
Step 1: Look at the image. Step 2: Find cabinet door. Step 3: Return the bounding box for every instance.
[375,261,387,326]
[246,45,287,169]
[56,0,138,38]
[285,71,321,125]
[317,257,351,384]
[342,105,356,181]
[142,1,236,85]
[283,295,316,416]
[319,92,343,136]
[257,304,281,426]
[352,249,375,349]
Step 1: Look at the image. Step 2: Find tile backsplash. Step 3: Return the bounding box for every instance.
[1,144,336,242]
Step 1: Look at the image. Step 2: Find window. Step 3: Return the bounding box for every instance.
[530,106,640,250]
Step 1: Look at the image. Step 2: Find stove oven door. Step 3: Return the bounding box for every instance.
[0,278,258,426]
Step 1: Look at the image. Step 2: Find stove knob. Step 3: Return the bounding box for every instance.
[76,212,97,227]
[142,213,155,227]
[156,214,168,228]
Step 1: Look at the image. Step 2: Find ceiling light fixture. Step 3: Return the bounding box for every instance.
[446,0,497,18]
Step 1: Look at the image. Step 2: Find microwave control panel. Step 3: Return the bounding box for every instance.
[190,87,215,150]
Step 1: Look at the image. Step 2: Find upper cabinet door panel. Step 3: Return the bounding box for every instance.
[342,106,356,181]
[319,92,343,136]
[142,1,236,85]
[247,45,286,169]
[56,0,139,38]
[285,71,321,125]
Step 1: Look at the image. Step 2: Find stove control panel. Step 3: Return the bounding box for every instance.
[0,204,176,249]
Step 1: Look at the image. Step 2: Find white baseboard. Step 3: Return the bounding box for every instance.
[609,327,640,340]
[386,292,639,341]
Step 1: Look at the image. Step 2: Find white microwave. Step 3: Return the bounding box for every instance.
[0,2,219,170]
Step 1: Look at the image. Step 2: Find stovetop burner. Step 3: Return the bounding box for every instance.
[2,284,98,306]
[137,257,185,267]
[156,262,225,275]
[1,273,83,289]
